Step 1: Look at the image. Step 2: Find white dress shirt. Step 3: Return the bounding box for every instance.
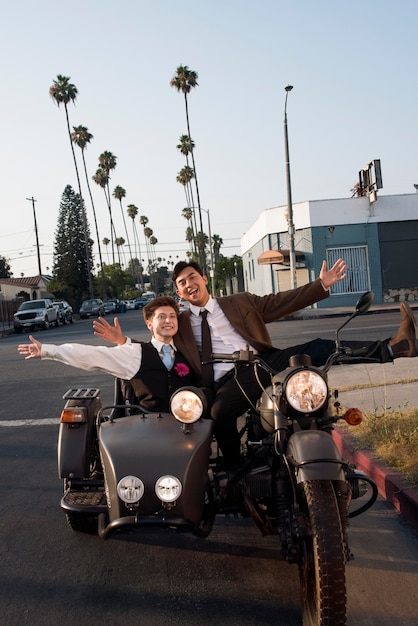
[189,297,256,381]
[41,338,176,380]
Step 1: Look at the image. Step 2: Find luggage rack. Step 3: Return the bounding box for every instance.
[62,388,101,400]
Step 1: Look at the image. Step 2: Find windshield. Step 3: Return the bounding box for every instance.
[19,301,46,311]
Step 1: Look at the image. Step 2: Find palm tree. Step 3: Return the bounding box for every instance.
[115,237,126,268]
[113,185,134,277]
[92,167,117,263]
[97,151,118,261]
[143,226,153,272]
[127,204,142,287]
[212,234,223,264]
[71,124,106,299]
[49,74,93,296]
[102,237,111,264]
[139,215,150,269]
[182,207,197,255]
[170,66,204,241]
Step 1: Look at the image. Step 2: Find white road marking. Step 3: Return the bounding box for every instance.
[0,418,60,427]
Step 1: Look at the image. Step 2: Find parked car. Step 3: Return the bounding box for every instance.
[178,298,190,312]
[14,298,59,333]
[79,298,105,319]
[107,298,121,312]
[104,301,116,314]
[124,299,136,310]
[53,300,73,324]
[134,297,150,309]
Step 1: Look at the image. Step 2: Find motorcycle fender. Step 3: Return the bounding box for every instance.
[287,430,345,483]
[99,413,213,526]
[57,397,101,479]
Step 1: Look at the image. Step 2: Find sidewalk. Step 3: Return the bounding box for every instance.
[297,301,418,531]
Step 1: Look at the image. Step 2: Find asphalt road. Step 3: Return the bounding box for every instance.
[1,310,418,625]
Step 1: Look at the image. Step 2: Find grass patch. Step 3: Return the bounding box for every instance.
[343,408,418,485]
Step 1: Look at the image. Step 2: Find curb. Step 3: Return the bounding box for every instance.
[333,426,418,531]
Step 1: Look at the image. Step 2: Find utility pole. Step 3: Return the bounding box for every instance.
[26,197,42,276]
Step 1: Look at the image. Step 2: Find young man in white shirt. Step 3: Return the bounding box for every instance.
[18,296,196,412]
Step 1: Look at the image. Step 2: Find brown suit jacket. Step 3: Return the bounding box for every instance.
[173,278,329,378]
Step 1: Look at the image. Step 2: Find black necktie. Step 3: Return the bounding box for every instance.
[200,309,214,387]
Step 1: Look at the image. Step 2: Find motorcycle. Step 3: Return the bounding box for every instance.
[57,292,379,626]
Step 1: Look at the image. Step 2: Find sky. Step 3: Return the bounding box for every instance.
[1,0,418,278]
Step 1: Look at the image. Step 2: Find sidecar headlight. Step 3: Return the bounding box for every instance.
[117,475,144,504]
[284,369,328,413]
[155,475,182,503]
[170,387,206,424]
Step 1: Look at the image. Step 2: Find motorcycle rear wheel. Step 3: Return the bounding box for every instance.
[298,480,347,626]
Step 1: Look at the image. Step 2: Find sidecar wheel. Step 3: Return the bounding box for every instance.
[192,478,216,539]
[297,480,347,626]
[65,512,98,535]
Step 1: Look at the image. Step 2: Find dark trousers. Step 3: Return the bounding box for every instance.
[210,337,391,465]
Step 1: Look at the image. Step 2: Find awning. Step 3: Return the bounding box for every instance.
[257,249,305,266]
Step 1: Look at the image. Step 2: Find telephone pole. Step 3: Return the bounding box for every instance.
[26,197,42,276]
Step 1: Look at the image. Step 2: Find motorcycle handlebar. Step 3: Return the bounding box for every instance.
[212,349,257,362]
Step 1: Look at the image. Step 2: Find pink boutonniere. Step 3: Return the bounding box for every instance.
[174,363,190,377]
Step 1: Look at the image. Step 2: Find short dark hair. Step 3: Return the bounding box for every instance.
[172,260,204,283]
[143,296,179,322]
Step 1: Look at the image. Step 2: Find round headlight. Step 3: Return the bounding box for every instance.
[117,475,144,504]
[155,475,182,503]
[170,387,206,424]
[284,369,328,413]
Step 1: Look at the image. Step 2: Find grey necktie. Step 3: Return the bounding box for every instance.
[161,344,174,370]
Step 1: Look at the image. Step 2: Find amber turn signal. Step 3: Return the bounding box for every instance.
[344,407,363,426]
[60,408,87,423]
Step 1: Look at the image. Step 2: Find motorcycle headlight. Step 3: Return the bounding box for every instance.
[117,475,144,504]
[284,369,328,414]
[155,475,182,503]
[170,387,206,424]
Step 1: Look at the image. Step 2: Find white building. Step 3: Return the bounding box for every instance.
[241,193,418,307]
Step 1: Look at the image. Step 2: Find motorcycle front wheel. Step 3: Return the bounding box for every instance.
[297,480,347,626]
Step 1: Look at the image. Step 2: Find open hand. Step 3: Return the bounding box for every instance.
[17,335,42,359]
[319,259,347,289]
[93,316,127,345]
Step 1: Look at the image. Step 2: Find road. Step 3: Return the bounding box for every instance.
[0,310,418,625]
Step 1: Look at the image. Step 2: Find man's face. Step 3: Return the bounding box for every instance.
[146,306,178,342]
[175,268,209,307]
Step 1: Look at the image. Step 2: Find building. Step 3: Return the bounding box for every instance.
[0,275,54,302]
[241,193,418,308]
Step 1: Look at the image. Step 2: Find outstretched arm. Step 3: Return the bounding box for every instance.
[319,258,347,290]
[93,316,127,345]
[17,335,42,359]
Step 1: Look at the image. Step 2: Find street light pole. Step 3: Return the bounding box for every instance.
[200,207,215,296]
[283,85,297,289]
[26,196,42,276]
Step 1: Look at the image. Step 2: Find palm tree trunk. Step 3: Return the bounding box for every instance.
[184,94,206,271]
[81,152,106,300]
[64,104,94,297]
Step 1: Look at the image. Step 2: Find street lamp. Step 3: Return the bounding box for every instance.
[283,85,297,289]
[200,207,216,296]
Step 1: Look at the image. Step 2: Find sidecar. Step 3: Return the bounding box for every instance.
[58,381,215,539]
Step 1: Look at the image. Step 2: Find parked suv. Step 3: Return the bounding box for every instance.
[79,298,105,319]
[53,300,73,324]
[14,299,59,333]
